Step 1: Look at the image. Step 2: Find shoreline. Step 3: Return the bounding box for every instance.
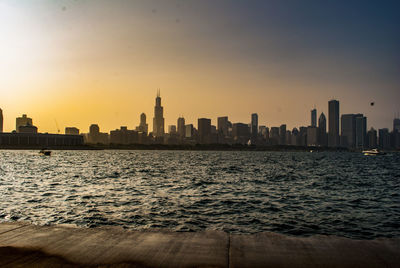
[1,222,399,267]
[0,144,351,152]
[1,144,398,152]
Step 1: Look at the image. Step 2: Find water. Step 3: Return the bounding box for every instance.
[0,150,399,239]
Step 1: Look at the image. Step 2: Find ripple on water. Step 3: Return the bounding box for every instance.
[0,150,399,239]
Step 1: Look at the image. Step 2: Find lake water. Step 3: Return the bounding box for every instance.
[0,150,399,239]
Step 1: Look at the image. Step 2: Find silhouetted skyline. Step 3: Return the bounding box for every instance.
[1,0,399,132]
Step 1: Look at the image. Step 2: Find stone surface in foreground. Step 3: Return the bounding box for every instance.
[0,222,399,267]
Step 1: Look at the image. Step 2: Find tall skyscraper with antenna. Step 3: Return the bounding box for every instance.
[153,90,165,137]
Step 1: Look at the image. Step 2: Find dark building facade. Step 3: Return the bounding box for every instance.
[0,133,83,147]
[311,109,317,127]
[328,100,340,147]
[198,118,211,144]
[318,112,327,146]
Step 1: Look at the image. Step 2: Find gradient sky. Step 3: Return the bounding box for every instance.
[1,0,399,133]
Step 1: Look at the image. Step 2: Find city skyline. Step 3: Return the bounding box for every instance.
[1,0,399,132]
[1,93,400,136]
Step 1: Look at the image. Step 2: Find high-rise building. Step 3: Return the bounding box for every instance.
[291,128,299,146]
[328,100,340,147]
[378,128,391,149]
[152,91,165,137]
[279,124,286,145]
[307,127,318,146]
[0,108,3,133]
[185,124,194,138]
[177,117,185,137]
[217,116,229,136]
[198,118,211,144]
[232,123,250,144]
[355,114,367,149]
[16,114,33,133]
[251,113,258,142]
[137,113,148,134]
[341,114,356,147]
[311,108,317,127]
[367,128,377,148]
[270,127,280,145]
[318,112,327,146]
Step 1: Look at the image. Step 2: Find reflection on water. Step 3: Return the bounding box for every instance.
[0,150,399,239]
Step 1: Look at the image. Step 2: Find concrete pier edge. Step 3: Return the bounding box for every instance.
[0,222,399,267]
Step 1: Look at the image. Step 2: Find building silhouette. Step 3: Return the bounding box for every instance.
[355,114,367,149]
[328,100,340,147]
[307,127,318,146]
[217,116,230,136]
[0,108,3,133]
[87,124,109,144]
[232,123,250,144]
[367,128,377,148]
[185,124,194,138]
[341,114,356,148]
[311,109,317,127]
[136,113,148,134]
[153,90,165,138]
[65,127,79,135]
[168,125,177,134]
[279,124,286,145]
[378,128,390,149]
[318,112,327,146]
[198,118,211,144]
[177,117,185,138]
[251,113,258,143]
[16,114,33,133]
[110,126,138,144]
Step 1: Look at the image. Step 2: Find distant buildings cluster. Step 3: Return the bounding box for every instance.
[1,95,399,150]
[82,94,400,150]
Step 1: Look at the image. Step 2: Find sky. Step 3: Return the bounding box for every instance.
[1,0,399,133]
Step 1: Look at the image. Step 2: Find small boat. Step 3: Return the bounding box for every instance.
[362,148,385,156]
[39,149,52,156]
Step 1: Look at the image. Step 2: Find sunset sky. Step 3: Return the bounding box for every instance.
[1,0,399,133]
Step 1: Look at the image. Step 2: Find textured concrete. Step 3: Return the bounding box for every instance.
[0,222,399,267]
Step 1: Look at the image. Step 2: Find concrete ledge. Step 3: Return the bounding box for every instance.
[0,222,399,267]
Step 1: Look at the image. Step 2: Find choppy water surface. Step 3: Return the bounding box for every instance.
[0,150,399,239]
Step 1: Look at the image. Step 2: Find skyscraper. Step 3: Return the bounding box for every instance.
[279,124,286,145]
[318,112,327,146]
[177,117,185,138]
[251,113,258,143]
[355,114,367,149]
[217,116,229,136]
[367,128,377,148]
[0,108,3,133]
[311,108,317,127]
[138,113,148,134]
[328,100,340,147]
[198,118,211,144]
[152,90,165,137]
[341,114,356,147]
